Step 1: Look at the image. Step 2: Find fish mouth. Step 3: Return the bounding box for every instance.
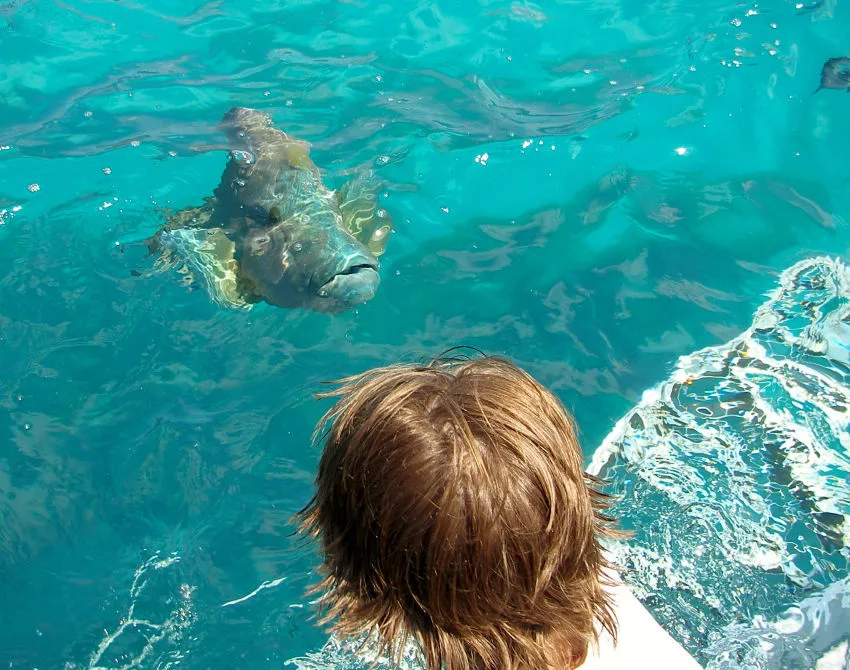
[318,258,380,288]
[331,262,379,279]
[317,261,381,307]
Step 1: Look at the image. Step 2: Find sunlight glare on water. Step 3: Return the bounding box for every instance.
[1,0,849,667]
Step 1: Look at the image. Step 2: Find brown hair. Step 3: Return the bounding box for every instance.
[295,350,621,669]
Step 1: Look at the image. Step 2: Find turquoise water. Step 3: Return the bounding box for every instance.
[1,0,850,667]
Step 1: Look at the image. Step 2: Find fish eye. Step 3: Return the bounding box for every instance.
[229,149,255,165]
[250,233,271,255]
[269,206,283,224]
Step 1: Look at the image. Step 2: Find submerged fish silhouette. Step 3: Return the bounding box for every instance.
[816,57,850,92]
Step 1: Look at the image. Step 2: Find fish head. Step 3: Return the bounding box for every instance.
[238,209,381,314]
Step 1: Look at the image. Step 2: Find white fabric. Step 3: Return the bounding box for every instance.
[579,571,703,669]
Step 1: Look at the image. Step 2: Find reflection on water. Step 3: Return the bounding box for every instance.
[589,257,850,668]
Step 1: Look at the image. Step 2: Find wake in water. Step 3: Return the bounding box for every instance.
[588,256,850,669]
[285,633,425,670]
[68,552,196,670]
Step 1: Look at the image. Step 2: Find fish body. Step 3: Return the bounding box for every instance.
[148,107,393,314]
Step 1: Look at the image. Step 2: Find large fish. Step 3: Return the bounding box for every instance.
[147,107,393,314]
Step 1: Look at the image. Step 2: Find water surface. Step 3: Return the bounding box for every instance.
[1,0,849,667]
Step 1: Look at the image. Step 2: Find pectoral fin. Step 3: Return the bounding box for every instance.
[337,172,393,257]
[157,226,251,310]
[144,199,218,256]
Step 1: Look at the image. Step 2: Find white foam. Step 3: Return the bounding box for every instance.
[84,552,195,670]
[705,576,850,669]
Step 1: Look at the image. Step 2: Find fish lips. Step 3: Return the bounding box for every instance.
[315,258,381,308]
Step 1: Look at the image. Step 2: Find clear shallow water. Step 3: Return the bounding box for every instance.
[1,0,849,668]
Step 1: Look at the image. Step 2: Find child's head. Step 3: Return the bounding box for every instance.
[296,352,619,670]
